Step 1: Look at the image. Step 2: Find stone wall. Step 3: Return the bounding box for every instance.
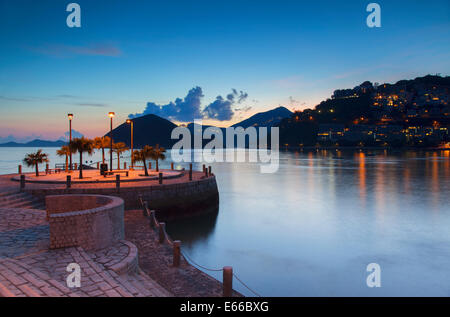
[46,195,124,250]
[29,176,219,221]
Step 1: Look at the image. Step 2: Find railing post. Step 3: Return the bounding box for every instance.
[116,175,120,191]
[171,162,174,170]
[142,201,149,217]
[66,175,71,189]
[208,166,212,176]
[189,163,192,181]
[223,266,233,297]
[18,165,22,175]
[159,172,163,184]
[203,164,206,173]
[173,240,181,267]
[159,222,166,243]
[149,210,156,228]
[204,167,208,177]
[20,175,25,191]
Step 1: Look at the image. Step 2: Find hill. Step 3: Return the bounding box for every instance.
[0,139,66,147]
[105,114,178,148]
[231,106,292,128]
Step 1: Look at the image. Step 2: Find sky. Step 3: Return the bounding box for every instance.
[0,0,449,141]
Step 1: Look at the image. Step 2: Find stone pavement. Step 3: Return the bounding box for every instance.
[0,207,171,297]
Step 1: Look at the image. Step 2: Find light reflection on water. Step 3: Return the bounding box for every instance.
[166,149,450,296]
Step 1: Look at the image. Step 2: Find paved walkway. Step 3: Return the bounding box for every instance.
[0,207,171,297]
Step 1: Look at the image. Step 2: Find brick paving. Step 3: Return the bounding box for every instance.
[0,207,170,297]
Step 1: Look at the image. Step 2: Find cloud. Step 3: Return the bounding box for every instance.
[129,87,249,122]
[203,89,249,121]
[30,43,122,57]
[234,106,252,112]
[0,96,30,102]
[73,103,108,108]
[129,86,204,122]
[57,94,79,99]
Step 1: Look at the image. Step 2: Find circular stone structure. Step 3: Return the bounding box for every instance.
[46,194,125,251]
[10,168,219,221]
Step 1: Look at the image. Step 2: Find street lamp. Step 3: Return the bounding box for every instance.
[126,119,134,170]
[68,114,73,171]
[109,112,115,171]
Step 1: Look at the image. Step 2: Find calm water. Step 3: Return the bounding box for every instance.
[166,149,450,297]
[1,147,449,296]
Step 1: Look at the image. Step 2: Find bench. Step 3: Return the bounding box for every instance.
[103,170,129,177]
[45,168,62,175]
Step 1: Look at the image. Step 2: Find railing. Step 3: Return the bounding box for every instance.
[138,195,261,297]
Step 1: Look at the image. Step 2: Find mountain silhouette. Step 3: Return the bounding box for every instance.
[105,114,178,148]
[232,106,292,128]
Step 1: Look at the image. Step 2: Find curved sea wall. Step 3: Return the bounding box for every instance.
[46,194,125,250]
[26,176,219,221]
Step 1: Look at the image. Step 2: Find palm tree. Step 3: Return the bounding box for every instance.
[56,145,73,172]
[69,137,94,179]
[112,142,129,170]
[23,150,49,177]
[132,145,153,176]
[149,144,166,172]
[93,136,111,164]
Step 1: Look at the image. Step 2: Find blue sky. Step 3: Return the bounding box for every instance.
[0,0,449,140]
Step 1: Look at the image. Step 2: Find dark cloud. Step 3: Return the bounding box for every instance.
[203,89,249,121]
[129,86,203,122]
[129,87,248,122]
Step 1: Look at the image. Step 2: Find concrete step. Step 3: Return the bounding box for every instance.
[3,198,44,209]
[0,192,29,202]
[0,190,20,198]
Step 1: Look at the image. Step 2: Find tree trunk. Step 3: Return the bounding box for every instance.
[65,155,68,173]
[117,153,120,170]
[143,158,148,176]
[156,159,159,172]
[102,147,105,164]
[35,164,39,177]
[79,152,83,179]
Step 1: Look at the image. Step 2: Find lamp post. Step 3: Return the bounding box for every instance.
[126,119,134,170]
[68,113,73,171]
[109,112,115,171]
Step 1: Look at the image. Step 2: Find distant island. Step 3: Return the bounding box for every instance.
[0,139,67,148]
